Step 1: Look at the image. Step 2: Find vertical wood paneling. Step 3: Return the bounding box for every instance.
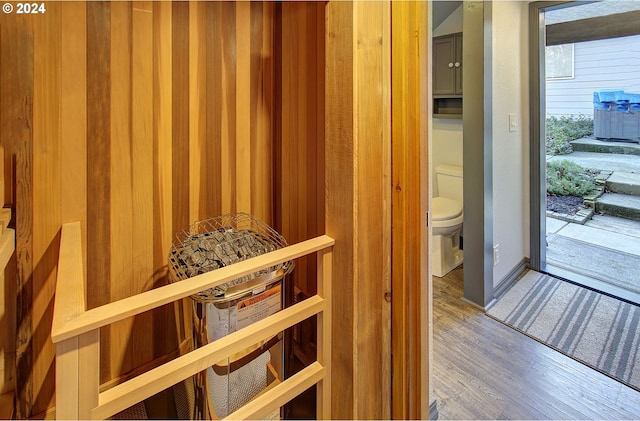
[86,1,112,310]
[153,0,178,355]
[325,1,392,418]
[277,4,323,281]
[391,2,423,418]
[59,5,89,414]
[204,2,222,219]
[2,2,280,415]
[86,1,114,389]
[275,3,326,374]
[32,3,61,412]
[0,11,35,419]
[279,3,296,246]
[109,0,133,299]
[131,0,155,369]
[353,3,390,418]
[189,1,206,223]
[109,0,134,383]
[60,2,87,265]
[171,2,190,234]
[315,2,326,244]
[325,2,356,417]
[236,2,251,216]
[221,3,237,215]
[153,0,173,275]
[381,4,393,419]
[250,2,274,225]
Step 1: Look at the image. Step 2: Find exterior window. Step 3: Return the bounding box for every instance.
[545,44,574,79]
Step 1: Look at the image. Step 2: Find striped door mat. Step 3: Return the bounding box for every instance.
[487,270,640,392]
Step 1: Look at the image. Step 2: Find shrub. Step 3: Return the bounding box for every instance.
[545,115,594,156]
[546,159,597,197]
[546,136,574,155]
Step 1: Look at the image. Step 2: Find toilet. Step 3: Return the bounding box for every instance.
[432,165,463,277]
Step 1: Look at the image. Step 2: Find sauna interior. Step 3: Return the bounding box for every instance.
[0,1,429,419]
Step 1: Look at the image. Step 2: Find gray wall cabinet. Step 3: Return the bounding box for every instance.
[433,33,463,96]
[433,33,463,117]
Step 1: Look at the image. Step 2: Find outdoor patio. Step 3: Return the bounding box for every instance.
[546,214,640,300]
[546,137,640,304]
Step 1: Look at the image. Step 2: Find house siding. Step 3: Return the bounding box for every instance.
[546,34,640,117]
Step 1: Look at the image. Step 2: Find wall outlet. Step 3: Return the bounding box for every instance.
[493,244,500,265]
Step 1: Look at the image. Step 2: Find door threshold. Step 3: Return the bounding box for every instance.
[543,263,640,306]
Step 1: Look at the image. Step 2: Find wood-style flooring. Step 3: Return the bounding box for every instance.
[433,267,640,420]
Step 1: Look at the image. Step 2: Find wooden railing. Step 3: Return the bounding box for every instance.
[51,221,334,420]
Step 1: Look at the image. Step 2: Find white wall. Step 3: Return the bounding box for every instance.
[432,1,531,287]
[433,4,463,195]
[432,120,463,197]
[491,1,530,286]
[546,35,640,117]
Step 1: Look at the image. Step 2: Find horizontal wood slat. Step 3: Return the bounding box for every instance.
[52,220,333,420]
[52,231,334,342]
[93,296,326,420]
[224,362,326,421]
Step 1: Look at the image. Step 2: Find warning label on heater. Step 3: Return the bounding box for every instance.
[236,285,282,330]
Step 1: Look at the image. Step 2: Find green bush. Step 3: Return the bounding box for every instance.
[546,137,574,155]
[546,159,597,197]
[545,115,594,156]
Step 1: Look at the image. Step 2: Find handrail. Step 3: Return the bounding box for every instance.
[51,221,85,339]
[52,221,334,420]
[52,233,335,343]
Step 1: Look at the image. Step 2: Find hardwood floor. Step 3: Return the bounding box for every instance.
[432,266,640,420]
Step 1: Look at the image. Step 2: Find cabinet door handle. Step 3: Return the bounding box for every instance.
[454,62,461,68]
[448,62,454,68]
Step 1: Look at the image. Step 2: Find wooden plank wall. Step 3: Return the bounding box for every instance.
[0,10,35,419]
[274,2,325,365]
[0,2,275,417]
[0,143,17,406]
[390,2,428,419]
[325,1,392,419]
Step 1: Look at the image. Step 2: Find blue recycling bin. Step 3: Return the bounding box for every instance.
[593,90,640,142]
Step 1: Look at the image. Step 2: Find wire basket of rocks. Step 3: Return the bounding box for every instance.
[168,212,294,303]
[168,213,293,419]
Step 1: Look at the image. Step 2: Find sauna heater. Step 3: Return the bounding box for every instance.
[168,213,293,419]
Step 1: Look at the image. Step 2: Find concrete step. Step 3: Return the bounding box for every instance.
[547,151,638,173]
[572,137,640,156]
[586,214,640,240]
[606,172,640,196]
[596,192,640,221]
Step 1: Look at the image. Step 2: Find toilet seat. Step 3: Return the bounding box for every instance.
[432,197,462,221]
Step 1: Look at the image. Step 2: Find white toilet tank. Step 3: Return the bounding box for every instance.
[435,165,463,202]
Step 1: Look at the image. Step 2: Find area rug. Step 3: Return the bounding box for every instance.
[487,271,640,392]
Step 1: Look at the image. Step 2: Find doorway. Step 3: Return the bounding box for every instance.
[530,1,640,304]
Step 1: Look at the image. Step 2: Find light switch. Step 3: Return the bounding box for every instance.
[509,113,517,132]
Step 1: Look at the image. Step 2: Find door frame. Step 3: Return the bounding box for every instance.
[390,2,431,419]
[529,0,576,272]
[529,0,639,274]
